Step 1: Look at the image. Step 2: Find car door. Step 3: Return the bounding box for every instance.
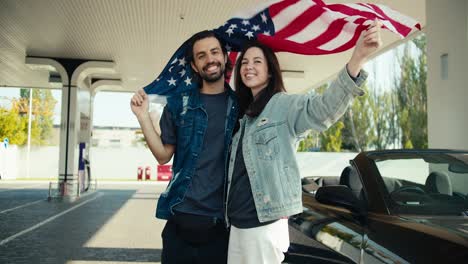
[287,192,365,264]
[361,220,410,264]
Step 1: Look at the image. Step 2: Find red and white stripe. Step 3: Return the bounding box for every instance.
[258,0,421,55]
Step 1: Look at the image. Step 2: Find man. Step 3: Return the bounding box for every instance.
[130,30,238,264]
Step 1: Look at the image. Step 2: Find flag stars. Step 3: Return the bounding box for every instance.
[242,20,250,26]
[171,58,178,65]
[178,68,186,77]
[245,31,254,39]
[178,57,186,66]
[252,24,260,31]
[168,77,176,86]
[229,24,238,29]
[225,44,232,51]
[263,30,271,36]
[261,13,267,23]
[226,27,235,37]
[184,76,192,86]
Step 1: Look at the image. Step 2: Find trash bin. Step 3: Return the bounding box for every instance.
[137,166,143,180]
[145,166,151,180]
[157,164,172,181]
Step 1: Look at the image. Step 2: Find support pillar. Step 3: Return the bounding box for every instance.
[26,57,117,201]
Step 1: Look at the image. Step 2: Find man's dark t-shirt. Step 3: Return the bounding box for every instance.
[159,91,228,219]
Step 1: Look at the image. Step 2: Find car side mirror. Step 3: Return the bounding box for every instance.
[315,185,367,217]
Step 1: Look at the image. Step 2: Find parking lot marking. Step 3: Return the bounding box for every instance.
[0,184,45,193]
[0,199,44,214]
[0,193,103,246]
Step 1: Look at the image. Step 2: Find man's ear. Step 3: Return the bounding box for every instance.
[191,61,198,73]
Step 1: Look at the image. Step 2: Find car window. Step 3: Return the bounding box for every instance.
[372,154,468,216]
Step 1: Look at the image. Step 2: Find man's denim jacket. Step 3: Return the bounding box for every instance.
[156,86,239,220]
[226,67,367,223]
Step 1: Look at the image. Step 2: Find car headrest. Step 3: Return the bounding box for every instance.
[425,171,452,195]
[339,166,362,198]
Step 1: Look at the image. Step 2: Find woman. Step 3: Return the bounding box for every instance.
[225,20,382,263]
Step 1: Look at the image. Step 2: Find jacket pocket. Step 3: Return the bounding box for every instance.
[254,127,279,160]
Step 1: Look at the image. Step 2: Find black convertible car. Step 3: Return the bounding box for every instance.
[285,149,468,264]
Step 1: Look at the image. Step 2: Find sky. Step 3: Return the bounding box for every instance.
[93,92,140,128]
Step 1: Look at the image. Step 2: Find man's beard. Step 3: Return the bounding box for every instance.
[199,62,225,83]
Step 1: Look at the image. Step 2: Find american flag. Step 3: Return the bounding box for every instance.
[144,0,420,95]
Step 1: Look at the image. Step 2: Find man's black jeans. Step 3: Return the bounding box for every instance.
[161,213,229,264]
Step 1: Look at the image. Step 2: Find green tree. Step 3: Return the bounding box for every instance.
[297,35,428,152]
[370,91,399,150]
[341,84,374,151]
[297,131,319,152]
[0,106,27,145]
[307,84,346,152]
[319,121,344,151]
[18,88,57,145]
[295,83,345,152]
[394,35,427,149]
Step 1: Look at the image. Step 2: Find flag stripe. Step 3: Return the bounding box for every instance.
[260,21,364,54]
[366,4,420,36]
[318,21,360,51]
[327,3,399,36]
[270,0,317,33]
[357,4,407,36]
[228,52,239,65]
[325,24,364,53]
[327,4,384,21]
[307,19,351,50]
[275,5,326,40]
[227,51,239,87]
[376,4,421,30]
[328,3,418,38]
[259,34,325,54]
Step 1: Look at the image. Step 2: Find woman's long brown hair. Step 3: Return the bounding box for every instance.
[234,41,286,118]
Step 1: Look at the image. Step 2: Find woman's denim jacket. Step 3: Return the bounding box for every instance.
[156,86,239,220]
[226,67,367,223]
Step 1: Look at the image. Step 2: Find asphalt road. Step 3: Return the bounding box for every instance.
[0,181,168,264]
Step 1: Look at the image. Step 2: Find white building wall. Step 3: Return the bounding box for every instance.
[1,145,355,180]
[426,0,468,149]
[92,128,138,147]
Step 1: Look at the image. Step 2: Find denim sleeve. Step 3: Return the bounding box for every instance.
[346,64,367,88]
[285,66,368,136]
[160,106,177,145]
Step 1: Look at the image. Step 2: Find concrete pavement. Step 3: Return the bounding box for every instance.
[0,181,168,264]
